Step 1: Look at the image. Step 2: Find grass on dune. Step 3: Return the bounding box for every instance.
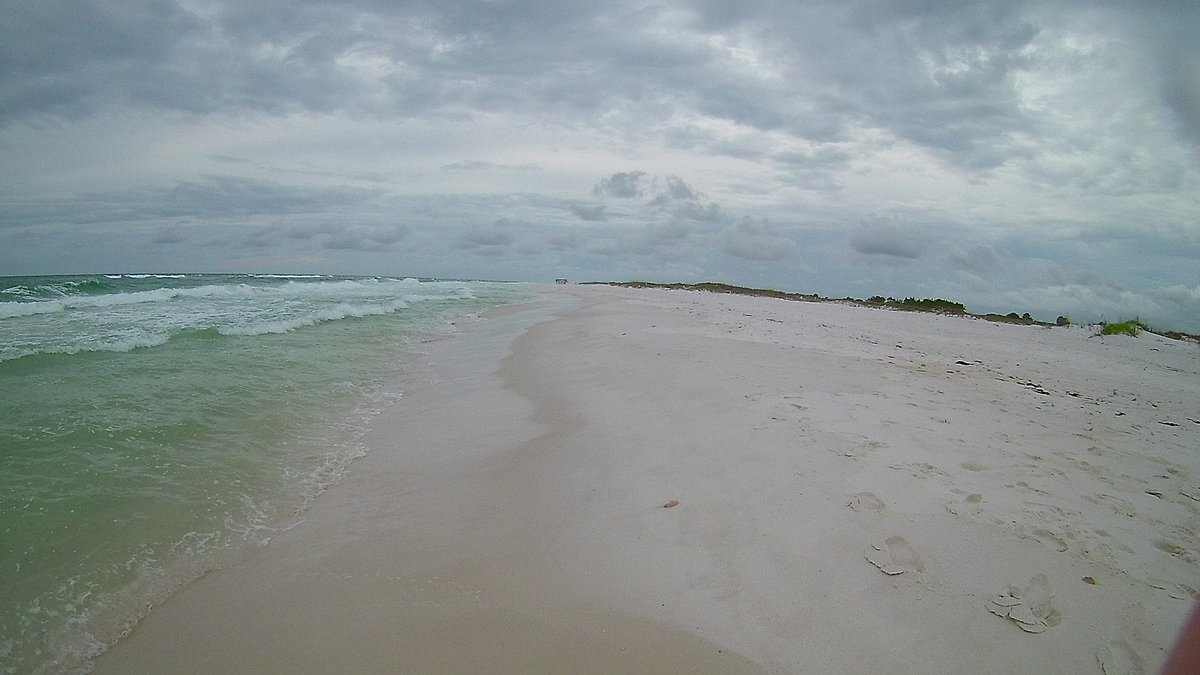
[1100,320,1145,337]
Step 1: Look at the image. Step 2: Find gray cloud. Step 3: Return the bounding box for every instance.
[849,219,929,259]
[720,218,797,261]
[1,1,1198,332]
[322,225,408,251]
[593,172,646,199]
[644,221,692,246]
[4,0,1194,175]
[441,160,541,172]
[662,175,699,202]
[949,244,1000,274]
[569,203,606,221]
[149,225,187,245]
[457,220,516,250]
[672,200,726,223]
[2,0,1192,189]
[547,230,585,251]
[367,225,409,245]
[0,177,378,229]
[644,175,728,223]
[1162,52,1200,148]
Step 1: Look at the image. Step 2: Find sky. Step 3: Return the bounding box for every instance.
[2,1,1199,331]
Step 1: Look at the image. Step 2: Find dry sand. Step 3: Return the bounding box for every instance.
[96,284,1200,673]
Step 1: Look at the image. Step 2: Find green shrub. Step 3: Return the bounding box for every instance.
[1101,320,1142,337]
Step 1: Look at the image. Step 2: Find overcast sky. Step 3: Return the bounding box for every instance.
[2,1,1198,330]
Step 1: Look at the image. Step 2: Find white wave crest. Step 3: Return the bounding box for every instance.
[217,301,409,336]
[0,300,66,318]
[0,277,476,320]
[2,333,172,361]
[0,284,263,319]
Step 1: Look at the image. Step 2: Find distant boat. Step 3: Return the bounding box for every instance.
[555,278,568,284]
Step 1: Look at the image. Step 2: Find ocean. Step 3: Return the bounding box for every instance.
[0,273,528,674]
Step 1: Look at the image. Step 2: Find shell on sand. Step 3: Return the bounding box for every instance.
[663,500,680,508]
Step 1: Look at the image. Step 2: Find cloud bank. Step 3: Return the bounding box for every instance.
[1,0,1198,331]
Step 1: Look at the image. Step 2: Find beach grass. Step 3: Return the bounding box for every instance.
[1101,319,1145,337]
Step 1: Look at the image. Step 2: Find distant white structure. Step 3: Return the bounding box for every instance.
[555,278,568,284]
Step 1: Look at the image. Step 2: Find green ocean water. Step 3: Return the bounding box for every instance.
[0,274,526,673]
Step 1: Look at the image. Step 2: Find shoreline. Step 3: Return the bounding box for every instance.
[94,287,763,673]
[95,283,1199,673]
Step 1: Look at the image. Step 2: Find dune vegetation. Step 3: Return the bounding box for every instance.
[592,282,1199,342]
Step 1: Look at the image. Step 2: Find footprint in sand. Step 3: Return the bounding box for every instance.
[986,572,1062,633]
[1097,639,1144,675]
[1029,528,1070,553]
[945,493,985,519]
[865,536,924,575]
[847,492,887,513]
[888,462,948,479]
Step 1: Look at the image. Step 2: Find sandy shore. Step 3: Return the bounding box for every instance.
[96,284,1200,673]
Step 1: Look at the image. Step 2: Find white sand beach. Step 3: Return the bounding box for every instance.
[96,284,1200,674]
